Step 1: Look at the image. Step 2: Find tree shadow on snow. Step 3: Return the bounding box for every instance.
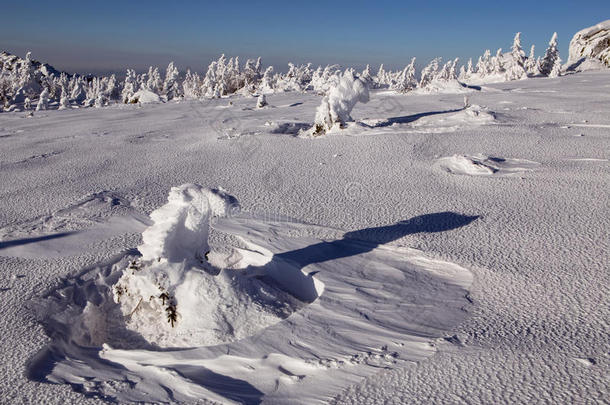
[0,232,78,250]
[246,211,479,303]
[368,108,464,128]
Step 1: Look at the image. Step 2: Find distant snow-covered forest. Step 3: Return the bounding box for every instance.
[0,31,566,112]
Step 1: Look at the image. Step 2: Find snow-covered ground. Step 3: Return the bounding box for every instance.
[0,70,608,404]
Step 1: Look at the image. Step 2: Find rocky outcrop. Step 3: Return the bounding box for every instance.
[568,20,610,69]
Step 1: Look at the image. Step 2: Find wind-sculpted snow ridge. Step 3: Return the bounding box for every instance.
[27,184,475,404]
[436,154,540,177]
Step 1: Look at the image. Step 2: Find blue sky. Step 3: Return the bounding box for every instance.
[1,1,608,74]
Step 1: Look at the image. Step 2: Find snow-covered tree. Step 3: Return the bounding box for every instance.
[259,66,275,93]
[146,66,163,94]
[58,86,70,110]
[375,64,388,88]
[506,32,528,80]
[105,74,120,101]
[419,58,441,87]
[94,93,105,108]
[163,62,180,100]
[313,70,369,135]
[18,52,41,98]
[23,97,31,110]
[36,88,49,111]
[70,78,86,104]
[182,69,201,99]
[310,65,340,94]
[549,56,562,78]
[121,69,137,103]
[393,57,417,92]
[525,45,539,76]
[540,32,560,76]
[360,64,373,86]
[492,48,505,75]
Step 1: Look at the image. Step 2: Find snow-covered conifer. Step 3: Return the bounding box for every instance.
[525,45,539,75]
[419,58,440,87]
[36,88,49,111]
[549,56,562,78]
[492,49,505,74]
[506,32,527,80]
[122,69,137,103]
[313,70,369,135]
[540,32,559,76]
[394,57,417,92]
[58,86,70,110]
[163,62,180,100]
[259,66,275,93]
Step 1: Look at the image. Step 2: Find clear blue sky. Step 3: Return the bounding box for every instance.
[1,1,608,75]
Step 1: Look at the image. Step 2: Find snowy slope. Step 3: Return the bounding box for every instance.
[0,71,608,404]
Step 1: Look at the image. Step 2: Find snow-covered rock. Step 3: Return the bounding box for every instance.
[128,89,163,104]
[567,20,610,69]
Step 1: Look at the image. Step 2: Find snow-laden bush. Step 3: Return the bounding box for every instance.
[112,185,241,342]
[35,88,49,111]
[313,70,369,135]
[256,94,267,108]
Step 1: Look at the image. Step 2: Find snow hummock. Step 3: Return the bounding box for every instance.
[567,20,610,69]
[437,154,540,176]
[111,184,308,347]
[128,89,162,104]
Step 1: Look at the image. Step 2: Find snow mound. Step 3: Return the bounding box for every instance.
[110,184,309,347]
[567,20,610,69]
[437,154,540,176]
[128,89,162,104]
[413,80,474,94]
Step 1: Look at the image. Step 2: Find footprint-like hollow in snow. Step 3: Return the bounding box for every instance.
[27,184,475,404]
[437,154,540,176]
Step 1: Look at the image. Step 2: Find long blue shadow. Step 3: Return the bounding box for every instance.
[0,232,77,250]
[252,212,479,303]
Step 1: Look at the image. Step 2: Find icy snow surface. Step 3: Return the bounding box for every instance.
[0,71,608,404]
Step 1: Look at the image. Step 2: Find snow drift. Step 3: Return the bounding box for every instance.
[437,154,540,176]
